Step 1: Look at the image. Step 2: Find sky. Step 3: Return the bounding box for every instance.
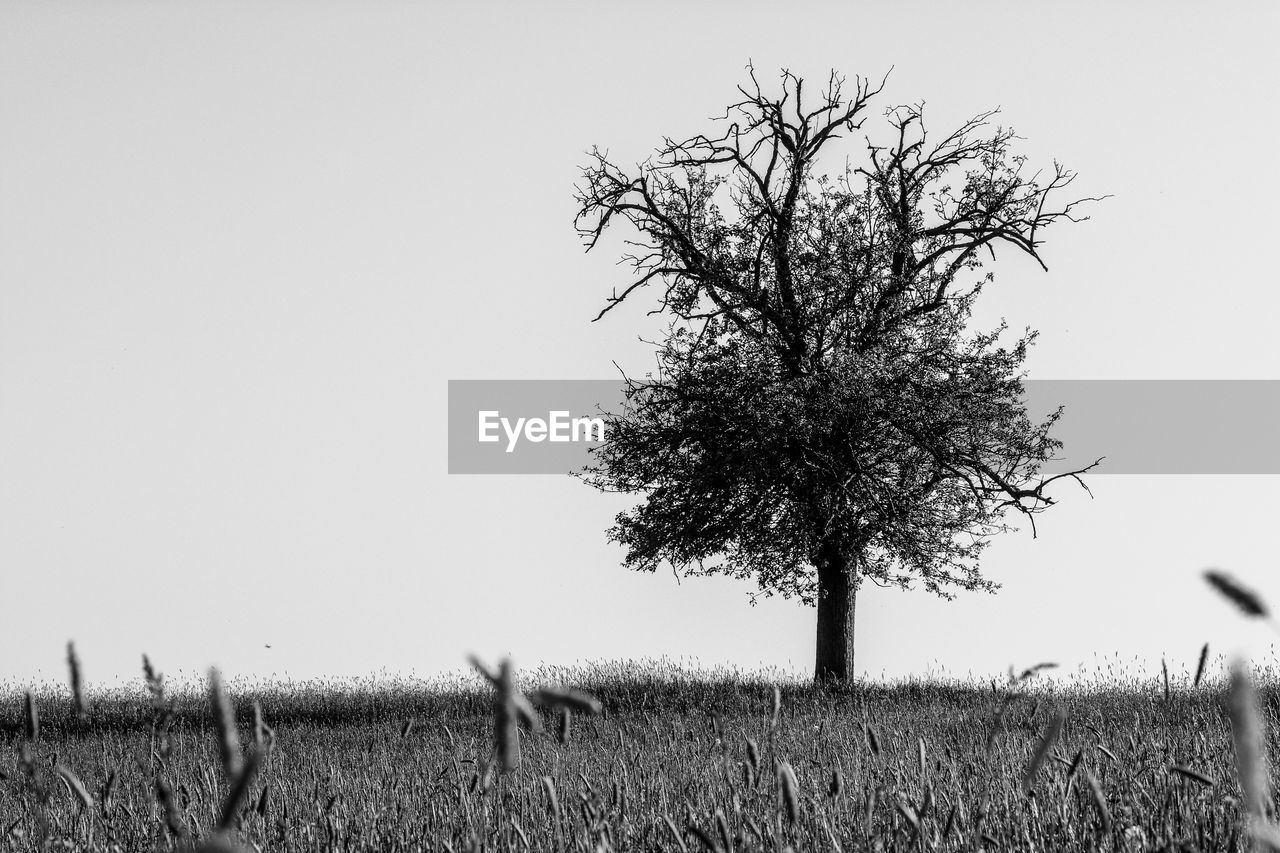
[2,1,1279,691]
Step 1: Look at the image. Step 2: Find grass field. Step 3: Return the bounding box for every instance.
[2,655,1278,852]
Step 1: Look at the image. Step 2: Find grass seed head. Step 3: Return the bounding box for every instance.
[1194,643,1209,688]
[142,654,166,712]
[1205,570,1268,618]
[896,797,921,835]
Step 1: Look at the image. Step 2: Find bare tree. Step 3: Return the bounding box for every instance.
[574,66,1103,682]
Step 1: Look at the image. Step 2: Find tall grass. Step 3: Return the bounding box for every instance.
[1,656,1277,851]
[0,569,1274,850]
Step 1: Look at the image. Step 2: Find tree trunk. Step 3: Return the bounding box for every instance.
[814,540,858,683]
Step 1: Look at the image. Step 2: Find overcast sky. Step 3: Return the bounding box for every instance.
[2,1,1278,690]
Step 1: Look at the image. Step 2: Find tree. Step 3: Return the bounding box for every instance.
[573,67,1102,682]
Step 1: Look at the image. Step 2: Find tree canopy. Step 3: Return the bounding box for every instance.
[574,67,1102,678]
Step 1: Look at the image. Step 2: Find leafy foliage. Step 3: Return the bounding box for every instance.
[575,67,1101,604]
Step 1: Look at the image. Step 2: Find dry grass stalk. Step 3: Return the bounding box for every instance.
[942,805,956,841]
[556,709,572,744]
[1082,768,1111,832]
[529,686,603,716]
[470,655,540,772]
[66,642,86,718]
[208,668,243,781]
[986,693,1019,751]
[54,765,92,811]
[687,821,718,852]
[154,778,188,839]
[23,691,39,741]
[1013,662,1058,683]
[1022,708,1066,794]
[662,815,690,853]
[254,784,270,819]
[194,836,251,853]
[1250,821,1280,852]
[1170,765,1214,787]
[821,814,843,853]
[142,654,164,703]
[539,775,557,809]
[1194,643,1209,688]
[895,796,921,836]
[252,700,266,748]
[864,786,880,832]
[778,762,799,824]
[864,723,880,756]
[829,767,843,800]
[1227,659,1272,823]
[714,809,734,853]
[510,818,531,851]
[217,747,261,832]
[100,769,117,815]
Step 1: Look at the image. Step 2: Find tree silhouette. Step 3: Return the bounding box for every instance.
[574,66,1102,682]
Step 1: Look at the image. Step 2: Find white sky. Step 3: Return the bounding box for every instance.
[2,1,1278,689]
